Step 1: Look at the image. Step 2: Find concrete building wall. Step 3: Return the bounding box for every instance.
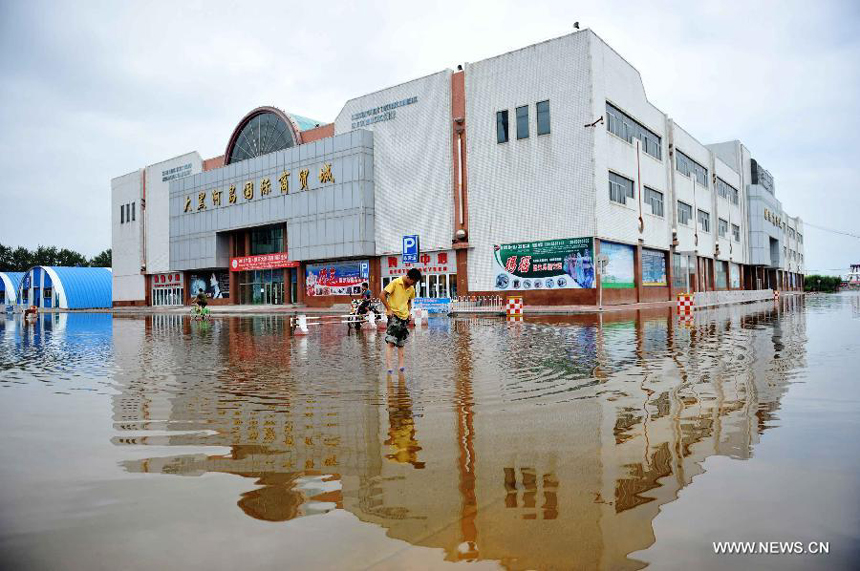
[464,30,595,291]
[671,123,714,259]
[170,131,375,270]
[144,152,202,274]
[334,70,453,256]
[111,169,145,302]
[591,33,671,251]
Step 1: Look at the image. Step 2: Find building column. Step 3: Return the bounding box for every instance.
[283,268,290,305]
[297,263,306,305]
[634,241,643,303]
[455,247,469,297]
[666,246,675,300]
[228,234,238,305]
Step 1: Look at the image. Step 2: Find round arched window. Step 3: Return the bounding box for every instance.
[225,110,297,165]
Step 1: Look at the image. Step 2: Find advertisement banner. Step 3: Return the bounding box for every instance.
[230,253,299,272]
[413,297,451,314]
[601,241,635,289]
[189,271,229,299]
[642,249,667,286]
[492,238,594,291]
[306,260,370,296]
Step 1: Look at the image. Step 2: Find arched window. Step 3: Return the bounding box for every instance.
[225,109,297,165]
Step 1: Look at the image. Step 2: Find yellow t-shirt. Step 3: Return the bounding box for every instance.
[383,277,416,320]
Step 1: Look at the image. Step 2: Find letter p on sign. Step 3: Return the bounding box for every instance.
[403,235,419,263]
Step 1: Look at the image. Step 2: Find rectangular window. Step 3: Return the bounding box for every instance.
[120,204,125,224]
[718,218,728,238]
[644,187,664,217]
[605,102,662,160]
[132,202,135,222]
[716,178,739,205]
[698,209,710,233]
[676,150,709,187]
[516,105,529,139]
[609,172,635,205]
[496,110,509,143]
[732,223,740,242]
[677,201,692,225]
[536,100,550,135]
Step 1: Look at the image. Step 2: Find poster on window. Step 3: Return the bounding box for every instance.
[189,271,229,299]
[306,260,370,296]
[492,238,594,290]
[642,249,667,286]
[601,241,635,288]
[730,263,741,289]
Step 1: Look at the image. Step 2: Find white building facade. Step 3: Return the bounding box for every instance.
[111,29,804,307]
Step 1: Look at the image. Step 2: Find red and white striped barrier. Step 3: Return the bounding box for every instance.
[506,296,524,316]
[677,293,694,315]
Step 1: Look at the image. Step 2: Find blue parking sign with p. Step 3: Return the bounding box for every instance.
[402,235,419,263]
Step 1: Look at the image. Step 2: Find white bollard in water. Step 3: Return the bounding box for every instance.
[293,315,310,335]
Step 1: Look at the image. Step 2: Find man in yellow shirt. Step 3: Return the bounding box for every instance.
[381,268,422,373]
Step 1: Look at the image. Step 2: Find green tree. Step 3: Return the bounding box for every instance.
[56,248,88,267]
[32,245,59,267]
[89,249,112,268]
[0,243,12,270]
[10,247,32,272]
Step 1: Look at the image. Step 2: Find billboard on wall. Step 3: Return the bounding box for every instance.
[306,260,370,296]
[492,238,594,291]
[601,242,635,289]
[384,250,455,277]
[642,249,667,286]
[189,271,229,299]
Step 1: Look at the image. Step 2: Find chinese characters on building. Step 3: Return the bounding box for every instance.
[182,163,335,214]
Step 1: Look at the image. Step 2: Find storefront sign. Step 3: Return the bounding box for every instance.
[384,250,455,277]
[642,249,667,286]
[350,96,418,129]
[183,162,337,215]
[152,272,184,288]
[162,163,193,182]
[189,271,229,299]
[230,253,299,272]
[413,297,451,314]
[601,241,635,289]
[764,208,785,230]
[492,238,594,290]
[306,260,370,296]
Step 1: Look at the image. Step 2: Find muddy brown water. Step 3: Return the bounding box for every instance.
[1,294,858,570]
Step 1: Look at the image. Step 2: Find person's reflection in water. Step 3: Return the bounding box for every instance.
[385,372,425,468]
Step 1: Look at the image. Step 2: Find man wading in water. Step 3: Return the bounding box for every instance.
[381,268,422,373]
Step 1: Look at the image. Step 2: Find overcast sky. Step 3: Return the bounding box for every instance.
[1,0,858,274]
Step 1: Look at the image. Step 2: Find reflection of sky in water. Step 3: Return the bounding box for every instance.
[1,294,858,570]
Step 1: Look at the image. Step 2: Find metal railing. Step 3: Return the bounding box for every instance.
[449,296,504,314]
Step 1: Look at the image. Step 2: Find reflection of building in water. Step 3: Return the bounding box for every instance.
[112,303,806,569]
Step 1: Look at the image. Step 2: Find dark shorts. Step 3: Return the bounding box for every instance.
[385,316,410,347]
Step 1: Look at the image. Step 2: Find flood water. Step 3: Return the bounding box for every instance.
[1,294,859,570]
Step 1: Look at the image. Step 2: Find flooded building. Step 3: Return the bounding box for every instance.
[110,29,805,308]
[13,266,112,309]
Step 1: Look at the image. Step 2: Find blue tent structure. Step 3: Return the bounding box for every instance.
[0,271,25,306]
[17,266,112,309]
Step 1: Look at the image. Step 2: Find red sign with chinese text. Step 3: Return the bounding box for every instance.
[152,272,184,288]
[230,253,300,272]
[383,250,456,277]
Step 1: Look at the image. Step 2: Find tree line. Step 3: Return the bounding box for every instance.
[0,243,111,272]
[803,274,842,293]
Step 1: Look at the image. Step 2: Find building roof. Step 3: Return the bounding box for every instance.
[0,272,25,303]
[42,266,112,309]
[289,112,324,131]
